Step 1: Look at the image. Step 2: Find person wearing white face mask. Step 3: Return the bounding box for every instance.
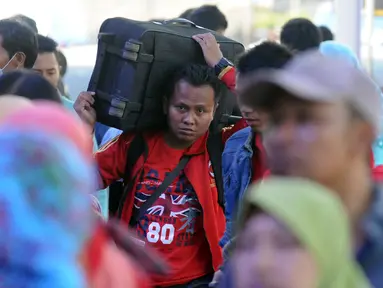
[0,19,38,76]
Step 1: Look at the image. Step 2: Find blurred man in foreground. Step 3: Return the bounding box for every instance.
[240,50,383,287]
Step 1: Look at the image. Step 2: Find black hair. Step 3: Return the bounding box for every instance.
[56,50,67,77]
[280,18,322,52]
[37,34,58,53]
[0,20,38,68]
[189,5,228,32]
[165,64,223,104]
[179,8,196,20]
[318,25,334,41]
[0,70,61,103]
[237,41,293,75]
[7,14,38,33]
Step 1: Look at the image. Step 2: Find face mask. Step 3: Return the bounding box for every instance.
[0,54,17,77]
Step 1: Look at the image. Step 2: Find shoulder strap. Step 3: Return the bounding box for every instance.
[116,133,148,218]
[207,132,225,210]
[130,155,191,227]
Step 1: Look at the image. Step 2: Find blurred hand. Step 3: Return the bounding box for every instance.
[74,91,96,130]
[193,33,223,67]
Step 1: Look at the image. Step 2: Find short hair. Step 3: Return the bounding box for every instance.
[237,41,293,75]
[165,64,223,104]
[7,14,38,33]
[318,25,334,41]
[0,70,61,103]
[179,8,196,20]
[0,20,38,68]
[189,5,228,32]
[37,34,58,53]
[280,18,322,52]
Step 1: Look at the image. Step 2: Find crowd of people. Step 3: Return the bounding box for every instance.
[1,4,383,288]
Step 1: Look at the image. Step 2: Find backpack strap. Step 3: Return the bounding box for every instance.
[129,155,191,228]
[117,133,148,219]
[207,132,225,210]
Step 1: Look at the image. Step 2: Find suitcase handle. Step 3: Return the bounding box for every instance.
[163,18,197,28]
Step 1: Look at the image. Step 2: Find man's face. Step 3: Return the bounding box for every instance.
[33,52,60,88]
[263,95,355,187]
[238,101,265,132]
[166,80,216,144]
[237,73,266,132]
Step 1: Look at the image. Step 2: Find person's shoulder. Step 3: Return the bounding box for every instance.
[61,96,74,109]
[226,126,252,144]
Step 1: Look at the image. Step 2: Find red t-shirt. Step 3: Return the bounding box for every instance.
[132,135,212,286]
[251,133,267,183]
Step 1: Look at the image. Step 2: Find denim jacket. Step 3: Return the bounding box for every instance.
[220,127,253,248]
[357,185,383,287]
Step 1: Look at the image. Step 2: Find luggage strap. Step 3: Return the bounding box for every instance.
[117,133,225,224]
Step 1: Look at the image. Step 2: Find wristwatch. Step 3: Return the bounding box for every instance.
[214,57,233,76]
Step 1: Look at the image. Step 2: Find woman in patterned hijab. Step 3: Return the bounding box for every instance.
[0,129,96,288]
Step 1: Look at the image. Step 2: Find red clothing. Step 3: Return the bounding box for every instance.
[83,224,149,288]
[221,118,248,143]
[95,132,225,286]
[251,133,267,182]
[218,66,236,91]
[132,134,212,286]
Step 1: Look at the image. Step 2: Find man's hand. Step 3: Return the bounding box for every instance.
[193,33,223,67]
[74,91,97,131]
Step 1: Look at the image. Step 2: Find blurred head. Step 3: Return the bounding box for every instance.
[179,8,196,20]
[2,101,93,161]
[33,34,60,88]
[240,51,379,214]
[0,70,61,103]
[0,19,38,71]
[280,18,322,52]
[189,5,228,35]
[319,41,360,68]
[0,94,33,122]
[163,64,222,146]
[318,25,334,41]
[7,14,38,33]
[236,41,293,132]
[0,129,95,287]
[233,177,369,288]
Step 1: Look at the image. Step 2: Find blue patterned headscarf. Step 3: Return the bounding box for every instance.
[0,129,96,288]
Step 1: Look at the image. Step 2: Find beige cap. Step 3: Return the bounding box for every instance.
[241,50,382,133]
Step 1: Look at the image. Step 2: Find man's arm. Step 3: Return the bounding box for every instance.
[94,133,133,189]
[217,64,236,92]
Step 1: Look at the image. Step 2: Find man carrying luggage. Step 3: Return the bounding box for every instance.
[75,33,240,287]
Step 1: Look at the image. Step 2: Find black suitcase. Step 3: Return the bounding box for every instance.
[88,17,245,132]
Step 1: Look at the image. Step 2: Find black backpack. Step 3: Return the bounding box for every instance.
[88,17,244,132]
[109,132,225,225]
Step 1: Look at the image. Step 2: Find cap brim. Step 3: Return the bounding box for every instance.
[240,70,339,110]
